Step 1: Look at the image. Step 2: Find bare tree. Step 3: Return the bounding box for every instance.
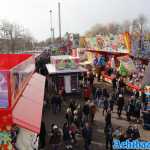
[85,22,122,37]
[122,20,131,32]
[138,14,147,32]
[131,14,147,33]
[0,20,34,52]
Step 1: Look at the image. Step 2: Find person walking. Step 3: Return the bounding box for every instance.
[109,94,115,112]
[89,102,97,123]
[112,76,117,92]
[129,96,136,120]
[134,99,141,123]
[63,123,72,150]
[83,102,90,123]
[103,98,109,116]
[105,110,111,127]
[132,125,140,140]
[38,121,46,149]
[63,123,71,145]
[117,94,124,118]
[125,100,131,121]
[69,100,76,114]
[66,108,74,126]
[83,86,91,101]
[88,71,95,88]
[104,124,113,150]
[51,95,57,114]
[95,88,102,107]
[56,94,62,112]
[92,86,97,102]
[49,125,62,150]
[82,122,92,150]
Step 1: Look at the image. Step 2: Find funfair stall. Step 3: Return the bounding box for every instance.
[0,54,45,149]
[46,55,87,93]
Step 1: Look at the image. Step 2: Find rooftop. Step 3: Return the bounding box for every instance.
[0,54,32,70]
[51,55,79,60]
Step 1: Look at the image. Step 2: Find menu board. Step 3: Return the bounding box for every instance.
[0,71,8,108]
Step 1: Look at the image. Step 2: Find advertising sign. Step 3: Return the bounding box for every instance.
[10,56,35,107]
[0,71,8,108]
[85,34,129,53]
[56,59,78,70]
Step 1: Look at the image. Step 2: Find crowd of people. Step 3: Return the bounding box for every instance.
[48,98,96,150]
[37,57,148,150]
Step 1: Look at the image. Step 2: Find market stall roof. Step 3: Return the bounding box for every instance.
[0,54,32,70]
[87,49,129,56]
[51,55,79,60]
[46,64,87,74]
[12,73,45,133]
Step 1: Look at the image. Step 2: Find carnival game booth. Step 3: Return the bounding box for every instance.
[85,32,131,62]
[0,54,45,149]
[46,55,87,93]
[101,55,146,92]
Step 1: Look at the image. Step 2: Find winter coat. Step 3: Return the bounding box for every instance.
[83,105,90,115]
[82,127,92,143]
[63,127,71,142]
[49,130,61,145]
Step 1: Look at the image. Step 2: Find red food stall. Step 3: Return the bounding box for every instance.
[0,54,45,149]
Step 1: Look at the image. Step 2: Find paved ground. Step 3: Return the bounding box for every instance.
[42,81,150,150]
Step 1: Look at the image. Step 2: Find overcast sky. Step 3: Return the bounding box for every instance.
[0,0,150,41]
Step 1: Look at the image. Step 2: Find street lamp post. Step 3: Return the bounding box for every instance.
[58,2,61,42]
[49,10,53,43]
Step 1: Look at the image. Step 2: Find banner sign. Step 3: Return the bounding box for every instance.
[51,56,80,70]
[84,34,129,53]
